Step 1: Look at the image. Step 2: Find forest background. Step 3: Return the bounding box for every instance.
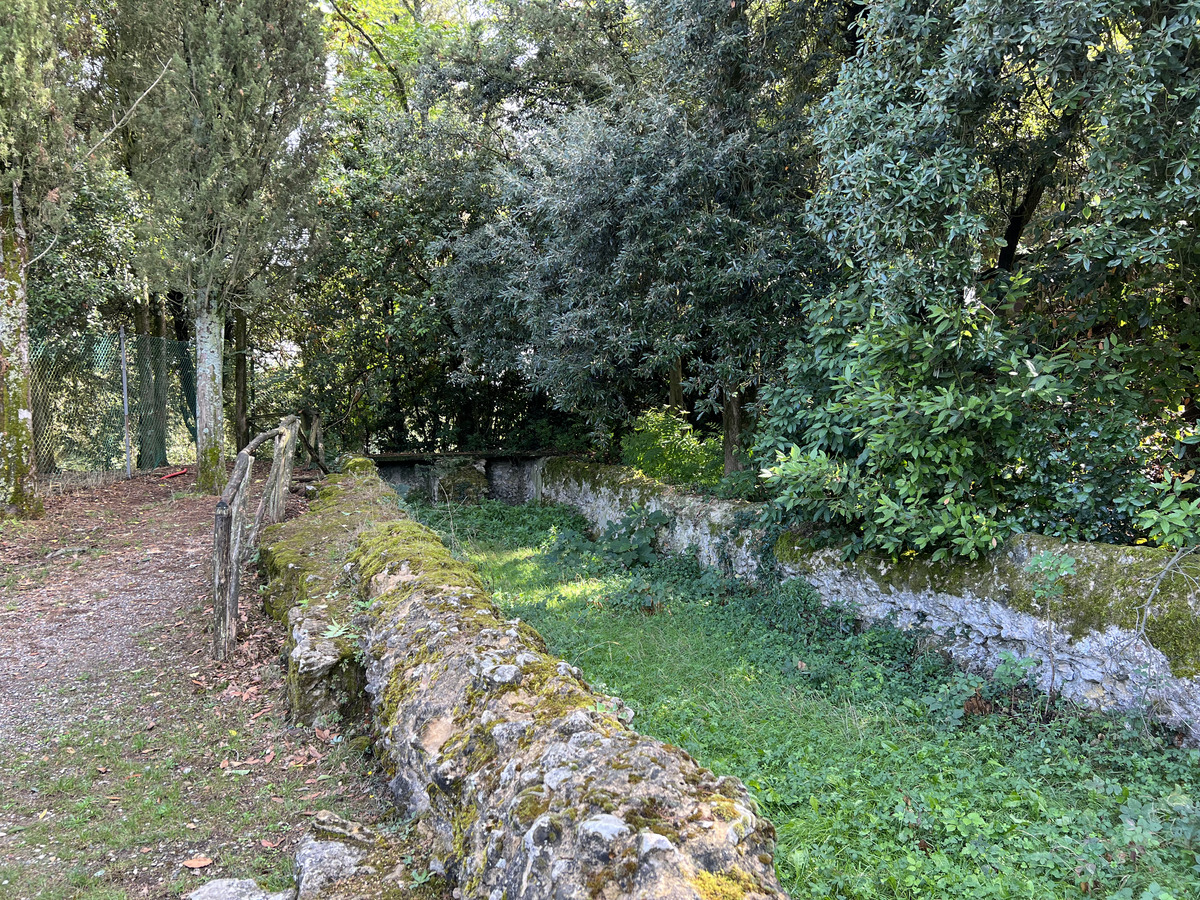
[2,0,1198,561]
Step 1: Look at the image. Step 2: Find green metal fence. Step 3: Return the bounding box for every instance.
[30,330,197,475]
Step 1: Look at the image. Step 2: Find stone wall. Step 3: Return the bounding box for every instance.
[537,459,1200,744]
[261,462,788,900]
[376,457,543,505]
[536,458,763,578]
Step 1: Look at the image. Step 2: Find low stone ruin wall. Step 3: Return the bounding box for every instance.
[261,461,787,900]
[376,456,544,505]
[536,459,1200,744]
[536,458,763,578]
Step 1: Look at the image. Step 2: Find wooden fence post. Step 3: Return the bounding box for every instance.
[211,415,301,660]
[212,499,235,660]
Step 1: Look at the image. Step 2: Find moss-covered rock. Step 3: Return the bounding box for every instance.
[259,459,404,724]
[262,456,788,900]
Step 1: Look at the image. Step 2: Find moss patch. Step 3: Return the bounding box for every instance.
[781,532,1200,677]
[690,867,760,900]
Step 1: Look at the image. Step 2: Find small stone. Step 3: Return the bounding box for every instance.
[486,664,522,685]
[556,710,593,736]
[493,721,532,751]
[515,651,542,668]
[294,838,367,899]
[544,766,574,791]
[638,832,675,857]
[312,810,376,845]
[578,814,631,843]
[187,879,292,900]
[523,814,560,853]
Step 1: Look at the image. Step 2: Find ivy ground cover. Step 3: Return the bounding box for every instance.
[413,500,1200,900]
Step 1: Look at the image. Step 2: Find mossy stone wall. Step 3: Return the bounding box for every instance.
[538,458,762,578]
[542,460,1200,744]
[261,459,788,900]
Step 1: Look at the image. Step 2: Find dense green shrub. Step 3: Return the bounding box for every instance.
[620,407,723,488]
[755,0,1200,559]
[547,503,673,571]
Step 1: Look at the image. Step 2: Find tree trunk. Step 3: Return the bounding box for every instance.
[195,287,226,493]
[0,184,41,517]
[167,289,198,442]
[669,357,684,412]
[722,385,744,476]
[233,307,248,451]
[134,285,167,468]
[152,295,169,462]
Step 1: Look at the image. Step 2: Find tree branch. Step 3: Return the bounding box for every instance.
[83,58,173,162]
[329,0,409,111]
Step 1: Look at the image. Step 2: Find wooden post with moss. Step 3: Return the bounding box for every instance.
[212,415,300,659]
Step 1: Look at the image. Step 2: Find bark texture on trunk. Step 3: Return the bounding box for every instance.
[135,286,168,468]
[722,386,744,476]
[152,295,169,461]
[669,357,684,411]
[233,307,248,451]
[167,290,199,442]
[195,288,226,493]
[0,184,41,517]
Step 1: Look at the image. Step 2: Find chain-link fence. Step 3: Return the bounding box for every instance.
[30,331,198,475]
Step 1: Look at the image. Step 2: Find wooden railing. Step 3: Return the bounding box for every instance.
[212,415,300,659]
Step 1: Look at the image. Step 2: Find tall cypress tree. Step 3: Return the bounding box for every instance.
[0,0,71,516]
[152,0,325,492]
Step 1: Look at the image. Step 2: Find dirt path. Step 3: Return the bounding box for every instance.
[0,472,215,751]
[0,471,393,900]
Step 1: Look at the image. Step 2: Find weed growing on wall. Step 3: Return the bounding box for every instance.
[412,498,1200,900]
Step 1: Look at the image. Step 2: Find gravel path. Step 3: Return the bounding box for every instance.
[0,471,215,753]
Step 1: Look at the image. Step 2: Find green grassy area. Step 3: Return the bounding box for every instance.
[414,499,1200,900]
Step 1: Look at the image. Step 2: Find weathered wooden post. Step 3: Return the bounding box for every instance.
[212,498,235,659]
[212,415,300,660]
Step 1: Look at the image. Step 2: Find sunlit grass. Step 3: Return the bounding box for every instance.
[415,498,1200,900]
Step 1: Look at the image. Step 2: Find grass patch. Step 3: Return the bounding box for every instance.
[415,499,1200,900]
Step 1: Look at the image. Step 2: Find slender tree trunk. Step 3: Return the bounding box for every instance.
[722,385,744,476]
[195,287,225,493]
[134,284,164,468]
[152,294,169,462]
[0,184,41,517]
[669,357,684,412]
[167,289,198,442]
[233,307,248,451]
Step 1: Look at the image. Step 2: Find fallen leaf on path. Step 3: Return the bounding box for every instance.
[260,838,282,849]
[182,857,212,869]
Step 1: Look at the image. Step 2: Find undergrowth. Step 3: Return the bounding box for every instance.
[415,498,1200,900]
